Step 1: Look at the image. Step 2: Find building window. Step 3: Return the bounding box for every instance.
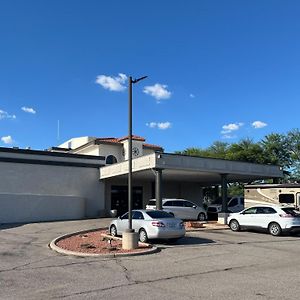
[106,155,117,165]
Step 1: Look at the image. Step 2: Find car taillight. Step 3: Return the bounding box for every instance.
[151,221,165,227]
[279,214,294,218]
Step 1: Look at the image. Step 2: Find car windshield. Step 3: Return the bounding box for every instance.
[281,207,300,217]
[146,211,174,219]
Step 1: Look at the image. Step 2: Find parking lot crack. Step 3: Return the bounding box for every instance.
[0,259,111,273]
[0,257,53,273]
[114,258,133,283]
[52,263,258,299]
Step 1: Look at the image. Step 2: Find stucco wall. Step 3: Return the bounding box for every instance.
[99,144,123,164]
[143,148,155,156]
[59,136,95,149]
[75,145,100,156]
[0,194,85,223]
[0,161,105,223]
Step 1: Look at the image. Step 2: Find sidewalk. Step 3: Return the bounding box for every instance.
[185,221,229,231]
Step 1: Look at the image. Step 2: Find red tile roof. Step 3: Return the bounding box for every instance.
[93,135,163,150]
[143,143,163,150]
[117,135,146,142]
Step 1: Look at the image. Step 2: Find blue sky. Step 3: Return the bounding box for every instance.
[1,0,300,152]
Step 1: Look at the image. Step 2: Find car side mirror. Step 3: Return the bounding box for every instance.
[193,205,197,209]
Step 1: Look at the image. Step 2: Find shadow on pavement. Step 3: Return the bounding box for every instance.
[153,236,216,246]
[0,223,26,230]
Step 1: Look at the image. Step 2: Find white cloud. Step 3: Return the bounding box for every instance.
[252,120,267,129]
[1,135,13,144]
[146,121,172,130]
[189,93,195,98]
[95,73,127,91]
[222,134,236,139]
[147,122,157,128]
[143,83,171,101]
[157,122,172,130]
[221,122,244,134]
[21,106,36,114]
[0,109,16,120]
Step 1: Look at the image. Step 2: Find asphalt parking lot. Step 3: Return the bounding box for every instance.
[1,219,300,300]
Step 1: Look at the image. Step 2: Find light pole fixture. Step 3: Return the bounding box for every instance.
[122,75,147,250]
[128,75,147,230]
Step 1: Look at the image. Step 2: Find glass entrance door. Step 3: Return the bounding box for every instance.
[111,185,143,216]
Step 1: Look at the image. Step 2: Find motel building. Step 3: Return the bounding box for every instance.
[0,135,283,224]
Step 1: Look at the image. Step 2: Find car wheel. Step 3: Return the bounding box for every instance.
[197,212,206,221]
[229,219,240,231]
[268,222,282,236]
[110,225,117,237]
[139,228,148,243]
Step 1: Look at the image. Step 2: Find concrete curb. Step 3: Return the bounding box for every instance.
[49,227,159,258]
[186,227,229,232]
[186,224,229,231]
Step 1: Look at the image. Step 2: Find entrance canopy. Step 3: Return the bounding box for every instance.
[100,153,283,185]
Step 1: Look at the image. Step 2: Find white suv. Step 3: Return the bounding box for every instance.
[228,204,300,236]
[146,199,207,221]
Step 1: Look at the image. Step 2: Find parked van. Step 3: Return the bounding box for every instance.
[244,184,300,208]
[207,196,244,213]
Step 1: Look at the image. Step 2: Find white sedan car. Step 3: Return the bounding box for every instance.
[228,204,300,236]
[109,209,185,243]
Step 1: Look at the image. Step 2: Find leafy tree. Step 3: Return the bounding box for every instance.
[286,129,300,180]
[260,133,291,169]
[206,141,229,159]
[225,138,266,164]
[174,147,207,157]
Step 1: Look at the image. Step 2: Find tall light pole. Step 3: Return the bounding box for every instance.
[128,75,147,230]
[123,75,147,250]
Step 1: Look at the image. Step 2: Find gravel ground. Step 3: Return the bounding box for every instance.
[56,229,152,254]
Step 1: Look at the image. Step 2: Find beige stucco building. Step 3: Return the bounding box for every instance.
[0,135,283,224]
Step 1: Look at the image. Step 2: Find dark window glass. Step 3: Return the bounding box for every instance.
[164,201,174,207]
[229,198,238,207]
[106,155,118,165]
[243,207,257,214]
[184,201,194,207]
[256,207,265,214]
[146,211,174,219]
[256,207,276,214]
[282,208,300,217]
[133,211,144,220]
[263,207,276,214]
[279,194,295,204]
[173,201,185,207]
[121,212,129,219]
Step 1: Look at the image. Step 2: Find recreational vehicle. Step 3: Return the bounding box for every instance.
[244,184,300,208]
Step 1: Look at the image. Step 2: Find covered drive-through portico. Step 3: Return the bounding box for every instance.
[100,153,283,215]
